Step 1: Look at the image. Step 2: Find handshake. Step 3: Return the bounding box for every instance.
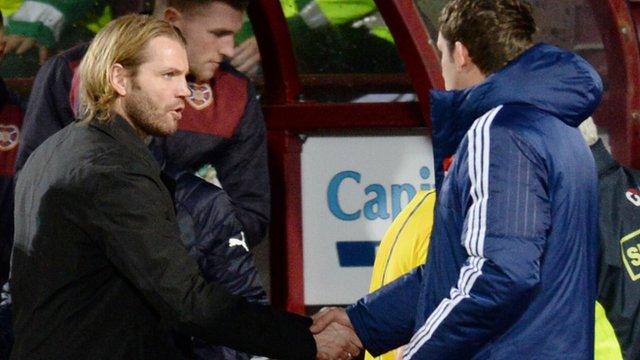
[311,307,363,360]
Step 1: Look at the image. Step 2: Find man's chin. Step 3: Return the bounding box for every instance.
[159,123,179,137]
[192,65,217,83]
[146,120,179,137]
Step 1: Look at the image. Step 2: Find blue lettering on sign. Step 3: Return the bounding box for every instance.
[364,184,389,220]
[392,184,416,219]
[336,241,380,267]
[327,171,361,221]
[327,166,433,221]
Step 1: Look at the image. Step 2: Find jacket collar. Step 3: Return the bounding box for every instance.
[89,115,160,173]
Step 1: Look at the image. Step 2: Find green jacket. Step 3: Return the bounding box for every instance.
[4,0,107,47]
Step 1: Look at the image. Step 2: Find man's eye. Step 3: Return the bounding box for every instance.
[210,30,231,37]
[163,73,174,78]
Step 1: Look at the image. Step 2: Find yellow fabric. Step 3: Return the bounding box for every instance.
[280,0,299,18]
[315,0,376,26]
[0,0,22,17]
[369,26,394,44]
[85,5,111,34]
[365,190,436,360]
[594,301,622,360]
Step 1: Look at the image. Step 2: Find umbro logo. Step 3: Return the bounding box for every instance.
[621,230,640,281]
[626,188,640,207]
[229,231,249,252]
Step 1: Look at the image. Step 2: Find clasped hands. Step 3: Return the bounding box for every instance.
[311,307,363,360]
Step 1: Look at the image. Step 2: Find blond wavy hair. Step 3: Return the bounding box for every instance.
[77,14,186,123]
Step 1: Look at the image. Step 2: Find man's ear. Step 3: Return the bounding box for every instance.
[453,41,472,71]
[110,63,129,96]
[163,7,182,27]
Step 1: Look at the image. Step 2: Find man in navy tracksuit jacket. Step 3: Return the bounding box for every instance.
[312,1,602,358]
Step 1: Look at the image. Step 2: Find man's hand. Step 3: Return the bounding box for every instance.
[311,307,353,334]
[230,36,261,79]
[313,322,362,360]
[3,35,49,64]
[311,307,363,359]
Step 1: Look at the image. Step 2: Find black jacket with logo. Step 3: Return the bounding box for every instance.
[11,117,315,359]
[172,171,268,359]
[593,139,640,359]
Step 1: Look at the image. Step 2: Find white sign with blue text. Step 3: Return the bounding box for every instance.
[301,135,434,305]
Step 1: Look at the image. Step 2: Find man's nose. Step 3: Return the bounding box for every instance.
[220,36,235,59]
[178,78,190,97]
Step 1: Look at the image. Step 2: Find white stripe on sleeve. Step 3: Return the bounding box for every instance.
[403,105,502,359]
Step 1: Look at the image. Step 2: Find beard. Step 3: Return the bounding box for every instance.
[122,83,181,137]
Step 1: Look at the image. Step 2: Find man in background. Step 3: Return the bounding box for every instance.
[0,9,22,286]
[580,118,640,360]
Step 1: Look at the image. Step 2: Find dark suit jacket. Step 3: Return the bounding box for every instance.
[11,116,315,360]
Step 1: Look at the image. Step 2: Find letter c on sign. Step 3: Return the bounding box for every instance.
[327,171,361,221]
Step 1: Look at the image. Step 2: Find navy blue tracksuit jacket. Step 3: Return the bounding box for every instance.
[347,44,603,359]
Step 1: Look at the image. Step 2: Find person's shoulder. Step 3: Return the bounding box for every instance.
[35,43,89,81]
[218,62,250,83]
[215,63,253,96]
[53,122,142,170]
[40,43,89,73]
[485,104,553,134]
[58,43,90,65]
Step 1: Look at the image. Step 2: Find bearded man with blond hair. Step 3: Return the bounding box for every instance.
[10,14,358,360]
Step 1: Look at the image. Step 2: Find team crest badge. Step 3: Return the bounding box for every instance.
[626,187,640,207]
[186,82,213,110]
[0,124,19,152]
[621,230,640,281]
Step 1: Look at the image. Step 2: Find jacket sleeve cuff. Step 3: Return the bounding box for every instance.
[346,302,381,356]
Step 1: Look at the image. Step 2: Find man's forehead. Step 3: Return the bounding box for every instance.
[143,37,188,70]
[184,2,243,30]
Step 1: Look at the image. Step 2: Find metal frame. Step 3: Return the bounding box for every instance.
[248,0,640,313]
[247,0,442,313]
[588,0,640,168]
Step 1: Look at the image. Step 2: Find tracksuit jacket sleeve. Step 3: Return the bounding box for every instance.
[174,172,268,303]
[213,83,270,248]
[346,265,425,355]
[89,168,315,360]
[403,122,551,359]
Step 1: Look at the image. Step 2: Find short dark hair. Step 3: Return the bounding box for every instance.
[168,0,249,12]
[439,0,537,75]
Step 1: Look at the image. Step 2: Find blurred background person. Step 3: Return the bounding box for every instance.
[580,117,640,360]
